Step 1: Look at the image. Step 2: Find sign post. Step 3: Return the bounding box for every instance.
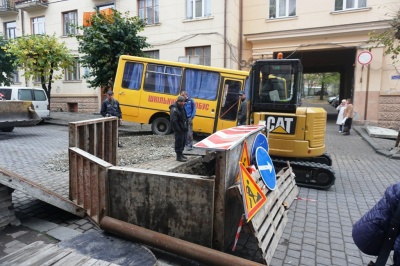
[358,51,373,120]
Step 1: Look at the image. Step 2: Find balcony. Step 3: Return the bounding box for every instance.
[0,0,18,17]
[15,0,47,11]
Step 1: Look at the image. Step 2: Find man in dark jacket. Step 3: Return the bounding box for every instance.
[237,91,247,126]
[101,90,123,147]
[170,96,188,162]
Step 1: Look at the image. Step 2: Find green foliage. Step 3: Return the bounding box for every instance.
[4,34,74,102]
[75,9,151,91]
[304,72,340,99]
[0,35,16,86]
[368,10,400,62]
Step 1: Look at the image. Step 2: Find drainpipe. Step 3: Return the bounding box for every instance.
[100,216,265,266]
[239,0,243,70]
[224,0,227,68]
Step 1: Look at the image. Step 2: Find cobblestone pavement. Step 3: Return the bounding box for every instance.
[0,108,399,265]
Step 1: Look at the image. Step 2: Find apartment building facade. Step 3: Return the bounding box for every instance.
[242,0,400,128]
[0,0,399,127]
[0,0,242,112]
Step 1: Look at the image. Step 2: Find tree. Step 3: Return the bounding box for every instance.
[0,35,16,86]
[5,34,74,105]
[75,9,151,92]
[368,10,400,61]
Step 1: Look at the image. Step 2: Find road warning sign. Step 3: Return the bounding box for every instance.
[240,140,250,167]
[239,162,267,222]
[236,140,251,183]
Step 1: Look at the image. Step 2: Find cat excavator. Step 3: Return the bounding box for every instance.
[247,53,335,189]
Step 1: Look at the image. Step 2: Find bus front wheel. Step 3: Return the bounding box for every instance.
[152,117,171,135]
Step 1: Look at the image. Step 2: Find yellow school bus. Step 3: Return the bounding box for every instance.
[113,55,249,135]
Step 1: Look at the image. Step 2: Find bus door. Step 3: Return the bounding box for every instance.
[115,61,144,119]
[215,78,243,131]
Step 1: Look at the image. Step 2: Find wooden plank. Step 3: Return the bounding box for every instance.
[24,245,71,266]
[0,241,45,264]
[2,243,57,265]
[0,168,85,217]
[262,211,288,265]
[51,252,92,266]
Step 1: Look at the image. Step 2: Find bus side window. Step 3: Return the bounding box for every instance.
[183,69,219,100]
[144,64,182,95]
[220,80,241,121]
[122,62,144,90]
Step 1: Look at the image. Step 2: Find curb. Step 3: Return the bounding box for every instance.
[353,126,400,160]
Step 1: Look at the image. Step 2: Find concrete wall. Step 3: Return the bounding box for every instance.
[107,167,215,247]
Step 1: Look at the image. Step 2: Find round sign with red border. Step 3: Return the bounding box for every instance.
[358,51,372,65]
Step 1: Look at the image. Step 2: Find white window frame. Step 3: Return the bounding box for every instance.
[32,17,45,35]
[138,0,159,25]
[4,21,16,39]
[186,0,211,19]
[269,0,296,19]
[335,0,367,11]
[63,10,78,36]
[186,46,211,66]
[65,58,81,81]
[144,50,160,59]
[98,4,115,10]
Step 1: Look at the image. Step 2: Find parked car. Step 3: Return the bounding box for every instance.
[331,95,340,108]
[327,95,338,104]
[314,90,328,96]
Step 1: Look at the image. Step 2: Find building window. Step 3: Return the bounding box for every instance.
[11,70,19,83]
[186,0,211,19]
[98,4,115,10]
[269,0,296,19]
[32,17,45,35]
[138,0,159,25]
[335,0,366,11]
[63,11,78,36]
[144,50,160,59]
[4,21,16,39]
[186,46,211,66]
[65,58,80,81]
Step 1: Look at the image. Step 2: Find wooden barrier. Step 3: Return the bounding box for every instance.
[69,147,113,224]
[69,117,118,165]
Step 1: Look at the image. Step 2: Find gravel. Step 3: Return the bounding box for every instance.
[44,133,176,172]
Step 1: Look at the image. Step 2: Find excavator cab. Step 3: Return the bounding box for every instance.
[248,55,335,190]
[250,58,302,115]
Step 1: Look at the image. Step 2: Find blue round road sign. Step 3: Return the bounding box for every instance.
[252,133,269,159]
[255,147,276,190]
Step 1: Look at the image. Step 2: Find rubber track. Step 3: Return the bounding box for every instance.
[272,158,336,190]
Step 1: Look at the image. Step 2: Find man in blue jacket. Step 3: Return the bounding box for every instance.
[181,91,196,151]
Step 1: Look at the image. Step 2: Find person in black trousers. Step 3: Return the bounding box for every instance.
[100,90,123,147]
[169,96,188,162]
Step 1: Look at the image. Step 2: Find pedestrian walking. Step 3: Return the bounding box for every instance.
[181,91,196,151]
[237,91,247,126]
[336,99,347,132]
[342,98,354,135]
[169,96,188,162]
[100,90,123,147]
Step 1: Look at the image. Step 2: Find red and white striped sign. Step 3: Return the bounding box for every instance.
[194,125,265,151]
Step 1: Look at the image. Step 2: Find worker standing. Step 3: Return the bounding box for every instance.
[237,91,247,126]
[169,96,188,162]
[100,90,123,147]
[181,91,196,151]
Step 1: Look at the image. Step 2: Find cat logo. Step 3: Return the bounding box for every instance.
[265,115,296,134]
